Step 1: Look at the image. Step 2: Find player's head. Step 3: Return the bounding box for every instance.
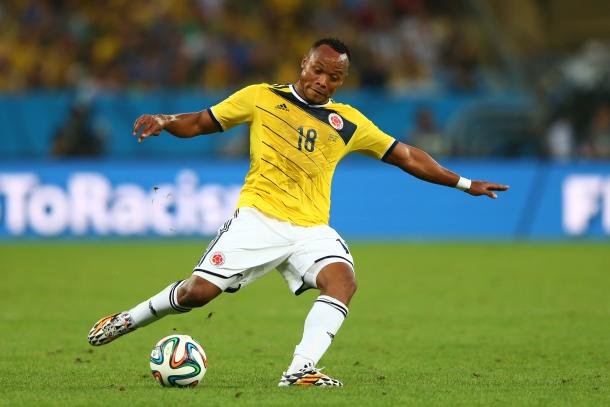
[296,38,350,105]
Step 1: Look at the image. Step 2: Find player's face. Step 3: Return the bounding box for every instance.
[297,44,349,105]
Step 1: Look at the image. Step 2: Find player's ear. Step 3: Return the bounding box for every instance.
[301,54,309,70]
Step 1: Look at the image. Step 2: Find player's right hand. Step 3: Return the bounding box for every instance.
[133,114,165,143]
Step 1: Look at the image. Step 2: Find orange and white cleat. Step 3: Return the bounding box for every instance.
[278,367,343,387]
[87,312,136,346]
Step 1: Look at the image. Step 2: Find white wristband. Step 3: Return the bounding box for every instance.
[455,176,472,191]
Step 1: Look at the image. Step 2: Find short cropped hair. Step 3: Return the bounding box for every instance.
[311,38,351,61]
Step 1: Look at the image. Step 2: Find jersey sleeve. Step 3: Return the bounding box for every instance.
[348,117,397,160]
[208,84,261,131]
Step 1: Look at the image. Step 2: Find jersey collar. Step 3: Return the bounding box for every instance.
[289,84,332,107]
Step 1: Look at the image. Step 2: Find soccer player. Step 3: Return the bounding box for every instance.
[88,38,508,387]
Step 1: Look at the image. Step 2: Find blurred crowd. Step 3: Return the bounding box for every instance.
[542,41,610,160]
[0,0,485,93]
[1,0,609,160]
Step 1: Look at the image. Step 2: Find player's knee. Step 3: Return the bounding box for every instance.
[346,276,357,296]
[328,272,357,304]
[340,273,357,298]
[178,276,221,308]
[317,263,357,303]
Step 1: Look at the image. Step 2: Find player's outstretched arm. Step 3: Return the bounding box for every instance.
[132,110,220,143]
[384,142,509,199]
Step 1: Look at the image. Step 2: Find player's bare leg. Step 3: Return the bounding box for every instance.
[316,262,357,306]
[88,276,221,346]
[176,276,223,307]
[279,262,356,387]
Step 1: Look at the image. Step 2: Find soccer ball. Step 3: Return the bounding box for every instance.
[149,334,208,387]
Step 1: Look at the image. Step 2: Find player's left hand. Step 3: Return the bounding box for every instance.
[466,181,509,199]
[133,114,166,143]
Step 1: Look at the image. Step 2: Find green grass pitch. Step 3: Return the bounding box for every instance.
[1,241,609,406]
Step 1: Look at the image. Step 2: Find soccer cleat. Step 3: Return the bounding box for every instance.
[278,367,343,387]
[88,312,136,346]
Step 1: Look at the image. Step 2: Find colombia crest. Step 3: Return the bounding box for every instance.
[328,113,344,130]
[210,251,225,266]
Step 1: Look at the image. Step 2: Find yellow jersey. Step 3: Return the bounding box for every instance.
[209,83,397,226]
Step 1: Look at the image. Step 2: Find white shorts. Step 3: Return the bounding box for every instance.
[192,207,354,295]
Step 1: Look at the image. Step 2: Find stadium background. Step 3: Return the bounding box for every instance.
[1,1,610,406]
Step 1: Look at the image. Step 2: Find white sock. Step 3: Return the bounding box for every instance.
[128,280,191,327]
[288,295,348,373]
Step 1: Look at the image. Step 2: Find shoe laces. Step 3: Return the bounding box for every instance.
[300,366,324,375]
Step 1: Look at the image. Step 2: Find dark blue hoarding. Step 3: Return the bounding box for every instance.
[0,160,609,239]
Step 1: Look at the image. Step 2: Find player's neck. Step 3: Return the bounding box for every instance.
[292,82,329,106]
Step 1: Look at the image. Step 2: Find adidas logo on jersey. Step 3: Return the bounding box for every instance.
[275,103,289,111]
